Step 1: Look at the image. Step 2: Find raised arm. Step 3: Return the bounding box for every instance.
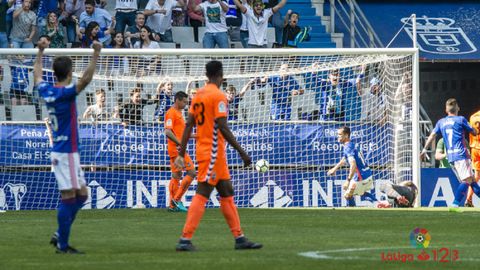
[77,41,102,93]
[189,0,203,13]
[272,0,287,13]
[219,0,229,13]
[217,117,251,167]
[12,6,22,19]
[238,78,256,97]
[284,9,292,27]
[232,0,247,14]
[34,40,48,86]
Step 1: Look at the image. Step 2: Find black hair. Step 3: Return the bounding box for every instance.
[85,0,95,6]
[174,91,188,102]
[82,21,100,48]
[53,56,72,82]
[110,31,127,48]
[205,60,223,80]
[139,25,155,48]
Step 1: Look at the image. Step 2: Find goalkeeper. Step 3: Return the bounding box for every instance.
[377,181,418,208]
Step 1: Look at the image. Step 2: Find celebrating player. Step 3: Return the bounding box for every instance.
[164,91,196,212]
[328,126,376,206]
[465,109,480,207]
[174,60,262,251]
[377,181,417,208]
[34,39,102,254]
[421,98,479,212]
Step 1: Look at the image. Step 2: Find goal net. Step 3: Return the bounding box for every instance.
[0,48,418,210]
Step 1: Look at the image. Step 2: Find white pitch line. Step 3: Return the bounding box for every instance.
[298,245,480,262]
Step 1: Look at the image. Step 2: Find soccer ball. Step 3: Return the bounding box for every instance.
[416,234,424,243]
[255,159,269,173]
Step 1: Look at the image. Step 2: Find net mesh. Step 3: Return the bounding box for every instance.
[0,49,415,210]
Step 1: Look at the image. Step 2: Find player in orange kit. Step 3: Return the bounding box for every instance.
[465,109,480,207]
[164,91,196,212]
[174,60,262,251]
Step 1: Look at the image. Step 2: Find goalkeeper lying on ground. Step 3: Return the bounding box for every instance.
[377,181,418,208]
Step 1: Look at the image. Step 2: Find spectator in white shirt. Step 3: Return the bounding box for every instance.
[144,0,185,43]
[83,88,112,121]
[189,0,229,48]
[233,0,286,48]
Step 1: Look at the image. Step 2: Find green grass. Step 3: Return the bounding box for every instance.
[0,208,478,270]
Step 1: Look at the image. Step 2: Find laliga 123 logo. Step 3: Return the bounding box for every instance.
[410,227,431,249]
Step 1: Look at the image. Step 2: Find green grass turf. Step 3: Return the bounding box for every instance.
[0,208,478,270]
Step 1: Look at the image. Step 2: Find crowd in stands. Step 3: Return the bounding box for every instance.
[0,0,307,49]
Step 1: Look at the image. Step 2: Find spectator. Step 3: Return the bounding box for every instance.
[119,87,154,126]
[144,0,185,43]
[36,0,59,30]
[59,0,85,44]
[153,79,174,122]
[83,88,112,121]
[190,0,229,48]
[186,0,203,43]
[307,65,364,121]
[95,0,107,8]
[238,0,251,48]
[259,63,303,120]
[172,5,185,27]
[40,12,66,48]
[10,56,30,105]
[225,79,253,121]
[6,0,22,44]
[267,0,284,45]
[125,12,145,47]
[133,25,161,76]
[233,0,286,48]
[0,0,13,48]
[282,9,300,47]
[107,32,130,75]
[114,0,137,33]
[81,21,112,48]
[362,77,386,124]
[10,0,36,48]
[133,25,159,48]
[78,0,113,44]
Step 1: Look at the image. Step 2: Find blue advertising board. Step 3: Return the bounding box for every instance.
[355,1,480,60]
[1,168,472,210]
[0,123,391,167]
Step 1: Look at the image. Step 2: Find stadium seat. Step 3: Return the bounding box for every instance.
[267,28,275,44]
[143,104,156,123]
[198,27,206,43]
[11,105,37,121]
[159,42,177,49]
[172,27,195,43]
[180,42,202,49]
[0,105,6,121]
[41,105,49,120]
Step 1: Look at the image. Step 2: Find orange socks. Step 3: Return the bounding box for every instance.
[182,194,208,239]
[168,178,180,208]
[174,175,193,202]
[220,196,243,238]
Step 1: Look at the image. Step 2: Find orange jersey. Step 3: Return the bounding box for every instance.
[470,110,480,150]
[164,107,186,157]
[189,83,228,162]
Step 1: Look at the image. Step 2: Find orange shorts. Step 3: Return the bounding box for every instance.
[197,155,230,186]
[170,153,195,173]
[472,148,480,171]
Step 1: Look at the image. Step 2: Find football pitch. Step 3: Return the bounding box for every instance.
[1,208,478,270]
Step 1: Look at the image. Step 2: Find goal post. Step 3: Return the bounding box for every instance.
[0,48,419,210]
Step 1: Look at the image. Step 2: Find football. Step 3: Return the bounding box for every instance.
[255,159,270,173]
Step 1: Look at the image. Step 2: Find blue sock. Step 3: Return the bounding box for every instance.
[71,195,88,222]
[347,198,356,207]
[57,198,76,250]
[453,182,469,206]
[470,182,480,196]
[361,192,377,202]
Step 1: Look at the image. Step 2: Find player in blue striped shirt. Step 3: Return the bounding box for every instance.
[422,98,479,212]
[34,39,102,253]
[328,126,376,206]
